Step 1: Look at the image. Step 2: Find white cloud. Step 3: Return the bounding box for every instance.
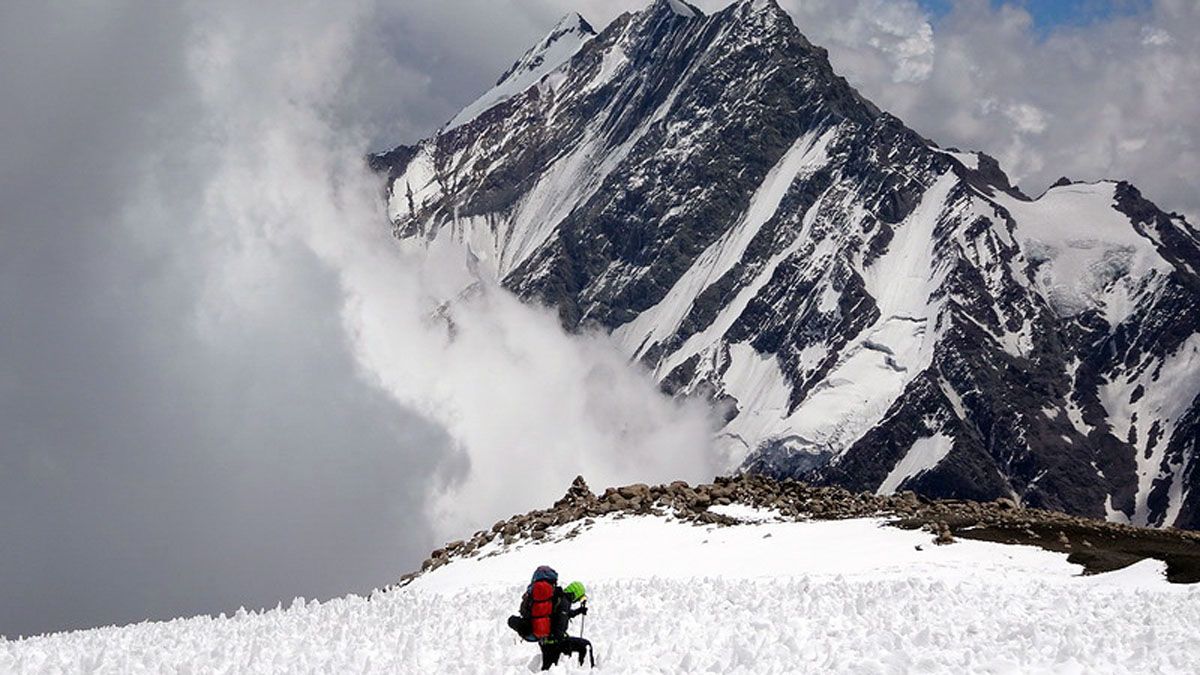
[1004,103,1049,135]
[0,0,720,637]
[765,0,1200,217]
[185,0,723,541]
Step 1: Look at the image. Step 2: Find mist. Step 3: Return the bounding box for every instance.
[0,0,718,638]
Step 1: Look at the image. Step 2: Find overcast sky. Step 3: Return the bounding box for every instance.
[2,0,1196,639]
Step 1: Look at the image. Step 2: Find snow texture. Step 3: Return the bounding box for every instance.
[5,514,1197,673]
[1102,333,1200,524]
[754,172,956,457]
[998,181,1169,320]
[619,127,839,373]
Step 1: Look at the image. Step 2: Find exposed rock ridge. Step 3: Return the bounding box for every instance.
[396,474,1200,588]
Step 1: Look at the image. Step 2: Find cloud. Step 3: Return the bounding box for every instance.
[0,0,717,638]
[181,0,720,548]
[756,0,1200,217]
[0,0,449,637]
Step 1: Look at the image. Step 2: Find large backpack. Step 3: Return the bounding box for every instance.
[525,566,560,641]
[528,580,556,640]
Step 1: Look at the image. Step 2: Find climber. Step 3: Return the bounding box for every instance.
[506,565,594,670]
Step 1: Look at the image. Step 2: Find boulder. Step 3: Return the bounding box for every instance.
[994,497,1019,511]
[618,483,651,499]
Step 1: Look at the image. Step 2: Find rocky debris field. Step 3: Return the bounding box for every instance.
[400,474,1200,586]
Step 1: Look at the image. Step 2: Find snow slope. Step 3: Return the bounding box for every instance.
[876,433,954,496]
[444,14,595,131]
[996,181,1170,320]
[6,512,1197,673]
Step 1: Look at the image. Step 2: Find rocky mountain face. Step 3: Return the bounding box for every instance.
[371,0,1200,529]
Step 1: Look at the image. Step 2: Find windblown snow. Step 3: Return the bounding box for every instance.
[5,512,1196,673]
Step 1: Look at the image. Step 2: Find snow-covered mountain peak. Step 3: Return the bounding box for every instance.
[731,0,789,20]
[548,12,594,36]
[497,13,595,85]
[442,12,595,131]
[711,0,797,40]
[374,0,1200,532]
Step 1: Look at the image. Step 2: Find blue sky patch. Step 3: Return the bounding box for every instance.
[918,0,1152,34]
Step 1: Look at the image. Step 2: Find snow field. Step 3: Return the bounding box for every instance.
[411,516,1084,588]
[997,181,1169,320]
[876,433,954,495]
[6,569,1197,673]
[6,515,1197,673]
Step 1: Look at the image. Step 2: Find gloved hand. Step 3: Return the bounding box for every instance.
[576,605,588,616]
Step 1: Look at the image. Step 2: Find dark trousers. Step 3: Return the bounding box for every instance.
[539,637,591,671]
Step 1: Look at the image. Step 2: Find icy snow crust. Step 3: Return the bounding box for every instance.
[6,514,1197,673]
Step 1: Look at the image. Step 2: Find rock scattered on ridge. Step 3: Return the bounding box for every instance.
[394,474,1200,588]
